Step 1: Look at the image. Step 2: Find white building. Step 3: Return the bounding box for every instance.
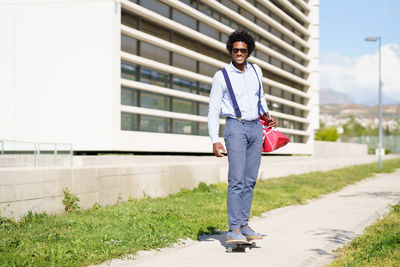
[0,0,319,154]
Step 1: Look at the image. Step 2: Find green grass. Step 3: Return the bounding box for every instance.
[1,158,399,266]
[328,201,400,267]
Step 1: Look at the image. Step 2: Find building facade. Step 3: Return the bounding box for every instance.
[0,0,319,154]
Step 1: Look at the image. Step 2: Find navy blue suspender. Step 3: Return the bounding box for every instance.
[221,67,242,120]
[221,62,265,121]
[250,63,266,116]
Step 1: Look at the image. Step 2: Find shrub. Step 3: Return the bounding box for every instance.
[315,126,339,141]
[62,188,80,213]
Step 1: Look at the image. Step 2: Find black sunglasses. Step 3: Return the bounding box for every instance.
[232,48,248,54]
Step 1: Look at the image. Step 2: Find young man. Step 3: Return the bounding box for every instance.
[208,30,278,243]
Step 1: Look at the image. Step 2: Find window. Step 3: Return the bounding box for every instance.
[141,20,169,41]
[257,3,270,18]
[141,42,169,64]
[199,83,211,96]
[121,62,137,80]
[199,62,218,77]
[121,112,137,131]
[270,87,282,98]
[121,87,138,106]
[219,124,225,137]
[121,11,137,29]
[140,0,169,18]
[240,9,255,22]
[199,103,208,116]
[221,0,238,12]
[121,35,137,55]
[255,49,269,63]
[199,44,219,60]
[294,68,304,79]
[172,119,196,135]
[141,91,170,111]
[140,68,170,87]
[256,19,270,32]
[221,53,232,64]
[199,22,218,40]
[140,115,170,133]
[173,76,196,93]
[220,32,228,44]
[179,0,197,8]
[283,62,295,74]
[270,56,282,68]
[172,98,196,115]
[293,94,303,105]
[270,27,282,40]
[173,32,197,51]
[199,122,209,136]
[199,3,220,21]
[172,9,196,30]
[173,53,196,72]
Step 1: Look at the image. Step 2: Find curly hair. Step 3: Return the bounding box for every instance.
[226,29,256,57]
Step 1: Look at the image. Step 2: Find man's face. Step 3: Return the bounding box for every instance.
[231,41,248,65]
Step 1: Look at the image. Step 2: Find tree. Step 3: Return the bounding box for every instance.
[315,126,340,141]
[342,115,367,136]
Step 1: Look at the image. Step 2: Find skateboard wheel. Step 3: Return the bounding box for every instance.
[245,247,250,252]
[227,247,232,253]
[251,242,256,248]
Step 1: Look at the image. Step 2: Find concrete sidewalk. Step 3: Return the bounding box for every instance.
[96,170,400,267]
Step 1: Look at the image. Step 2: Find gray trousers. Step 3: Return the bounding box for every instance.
[224,117,263,230]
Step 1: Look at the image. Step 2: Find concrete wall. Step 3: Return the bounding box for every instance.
[313,141,368,157]
[0,161,221,219]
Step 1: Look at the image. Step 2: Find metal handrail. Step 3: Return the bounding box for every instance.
[0,139,36,153]
[37,142,73,167]
[0,140,73,167]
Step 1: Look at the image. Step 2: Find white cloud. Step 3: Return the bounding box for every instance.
[320,43,400,105]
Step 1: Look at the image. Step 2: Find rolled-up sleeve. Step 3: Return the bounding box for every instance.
[208,71,223,144]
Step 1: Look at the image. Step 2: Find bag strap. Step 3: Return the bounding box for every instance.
[248,62,265,115]
[221,67,242,120]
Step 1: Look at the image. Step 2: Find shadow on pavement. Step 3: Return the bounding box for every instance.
[312,228,356,245]
[338,191,400,198]
[198,231,229,249]
[198,230,265,252]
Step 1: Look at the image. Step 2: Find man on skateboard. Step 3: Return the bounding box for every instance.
[208,30,278,244]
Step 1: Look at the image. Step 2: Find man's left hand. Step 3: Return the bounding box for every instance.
[268,117,278,128]
[263,113,278,128]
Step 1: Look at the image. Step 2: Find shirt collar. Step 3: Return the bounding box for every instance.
[229,60,251,73]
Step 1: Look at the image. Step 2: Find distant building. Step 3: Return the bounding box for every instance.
[0,0,319,154]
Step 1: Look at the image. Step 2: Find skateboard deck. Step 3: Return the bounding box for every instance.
[226,240,256,252]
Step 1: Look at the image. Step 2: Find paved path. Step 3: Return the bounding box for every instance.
[96,170,400,267]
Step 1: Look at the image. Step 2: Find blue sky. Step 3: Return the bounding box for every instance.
[319,0,400,105]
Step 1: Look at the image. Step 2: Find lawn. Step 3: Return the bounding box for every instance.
[0,158,399,266]
[328,201,400,266]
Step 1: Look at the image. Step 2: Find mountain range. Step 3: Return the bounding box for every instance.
[320,103,400,120]
[319,89,400,120]
[319,89,353,105]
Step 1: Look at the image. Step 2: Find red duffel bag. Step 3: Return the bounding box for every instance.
[259,115,290,152]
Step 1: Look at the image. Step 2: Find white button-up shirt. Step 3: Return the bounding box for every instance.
[208,61,269,143]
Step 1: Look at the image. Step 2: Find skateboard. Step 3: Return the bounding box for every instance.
[226,239,256,253]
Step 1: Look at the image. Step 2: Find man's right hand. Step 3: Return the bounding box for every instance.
[213,142,226,157]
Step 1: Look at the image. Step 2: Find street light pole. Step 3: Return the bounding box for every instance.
[365,36,382,169]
